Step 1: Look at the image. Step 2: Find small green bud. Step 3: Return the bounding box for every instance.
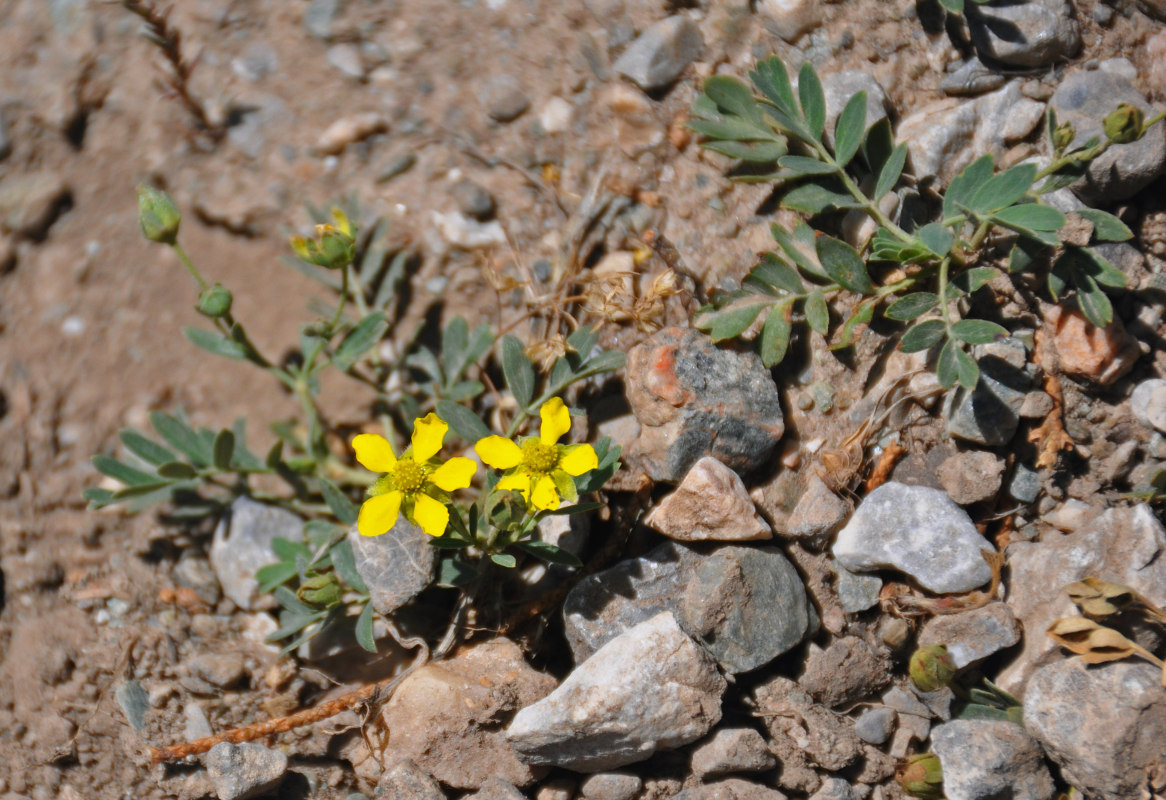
[197,284,233,318]
[896,753,944,799]
[909,644,958,692]
[1103,103,1145,144]
[1052,121,1075,153]
[297,573,342,608]
[137,184,182,245]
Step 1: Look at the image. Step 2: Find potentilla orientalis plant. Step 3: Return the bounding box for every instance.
[87,185,622,653]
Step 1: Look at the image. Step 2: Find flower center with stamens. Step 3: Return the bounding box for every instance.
[393,460,426,492]
[521,439,559,474]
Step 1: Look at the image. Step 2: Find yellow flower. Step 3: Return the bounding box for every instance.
[290,207,355,270]
[353,413,476,537]
[475,397,598,511]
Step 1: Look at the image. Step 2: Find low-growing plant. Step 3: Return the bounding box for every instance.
[690,55,1165,390]
[87,186,624,654]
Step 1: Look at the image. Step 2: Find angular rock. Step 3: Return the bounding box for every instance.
[673,780,789,800]
[612,16,703,92]
[797,636,891,708]
[205,742,287,800]
[210,497,304,611]
[1130,378,1166,434]
[938,451,1006,505]
[1048,69,1166,203]
[1023,660,1166,800]
[917,603,1020,669]
[579,773,642,800]
[754,676,862,792]
[965,0,1080,68]
[450,180,495,221]
[479,74,530,122]
[783,473,849,541]
[832,482,994,593]
[188,653,247,689]
[463,779,527,800]
[808,778,860,800]
[378,638,556,789]
[1008,464,1042,504]
[375,759,445,800]
[898,82,1044,183]
[942,356,1030,447]
[347,520,435,616]
[853,707,895,745]
[758,0,821,42]
[645,457,771,542]
[507,612,726,772]
[626,327,784,482]
[0,171,71,239]
[931,720,1054,800]
[940,58,1007,97]
[833,564,881,614]
[689,728,776,778]
[999,504,1166,692]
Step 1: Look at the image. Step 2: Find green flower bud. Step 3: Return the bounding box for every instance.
[297,573,342,608]
[197,284,233,318]
[1103,103,1145,144]
[909,644,958,692]
[1052,121,1075,153]
[137,184,182,245]
[896,753,944,799]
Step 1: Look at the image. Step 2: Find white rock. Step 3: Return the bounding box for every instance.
[757,0,821,42]
[539,97,573,134]
[931,720,1054,800]
[1130,378,1166,433]
[644,457,771,542]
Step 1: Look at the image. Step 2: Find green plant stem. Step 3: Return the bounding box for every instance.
[328,264,350,334]
[811,142,912,244]
[936,256,955,339]
[172,242,209,291]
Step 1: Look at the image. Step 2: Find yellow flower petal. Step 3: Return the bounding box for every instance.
[559,444,598,476]
[353,433,397,473]
[357,491,402,537]
[475,436,523,469]
[540,397,571,445]
[412,493,449,537]
[497,473,531,501]
[411,413,448,462]
[431,457,477,491]
[531,474,561,511]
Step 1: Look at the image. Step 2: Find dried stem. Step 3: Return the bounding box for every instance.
[119,0,225,141]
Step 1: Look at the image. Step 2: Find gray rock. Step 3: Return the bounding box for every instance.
[758,0,820,41]
[431,211,506,251]
[115,679,149,731]
[1048,69,1166,202]
[808,778,860,800]
[231,41,280,83]
[943,356,1030,447]
[832,482,994,593]
[644,457,771,543]
[853,707,895,745]
[463,780,526,800]
[755,676,863,788]
[822,72,888,140]
[626,327,784,482]
[689,728,776,778]
[226,95,289,160]
[189,653,247,689]
[450,180,495,221]
[1008,464,1041,504]
[917,603,1020,669]
[579,773,642,800]
[304,0,340,40]
[673,780,789,800]
[210,497,304,611]
[347,520,435,616]
[931,720,1054,800]
[479,74,530,123]
[882,685,932,720]
[185,701,213,740]
[966,0,1080,68]
[1130,378,1166,434]
[1098,57,1138,84]
[940,58,1007,97]
[327,44,365,79]
[783,473,849,541]
[833,564,881,613]
[0,110,11,161]
[375,760,445,800]
[1018,390,1055,419]
[898,82,1044,183]
[612,16,703,92]
[0,171,70,239]
[938,451,1006,505]
[205,742,288,800]
[1023,660,1166,800]
[507,612,726,772]
[798,636,891,708]
[173,554,222,606]
[999,504,1166,692]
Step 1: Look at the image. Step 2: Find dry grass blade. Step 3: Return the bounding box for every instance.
[1066,577,1166,624]
[1048,617,1166,684]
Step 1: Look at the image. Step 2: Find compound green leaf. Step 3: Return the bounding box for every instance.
[760,300,794,367]
[805,290,829,334]
[782,181,862,214]
[968,162,1037,214]
[319,477,358,525]
[873,144,908,201]
[772,221,828,280]
[150,411,212,467]
[992,203,1067,233]
[704,140,787,162]
[702,75,764,127]
[92,455,159,486]
[900,319,947,353]
[749,57,799,120]
[833,91,867,167]
[798,61,826,140]
[951,319,1008,344]
[917,222,954,257]
[778,155,837,175]
[944,154,995,219]
[816,235,874,295]
[937,339,979,390]
[119,430,175,467]
[184,327,247,360]
[334,312,388,372]
[703,301,766,342]
[1075,208,1133,242]
[749,252,804,295]
[501,335,535,409]
[885,292,939,321]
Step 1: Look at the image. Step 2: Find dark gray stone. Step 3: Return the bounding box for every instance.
[853,707,895,745]
[943,356,1030,447]
[115,679,149,732]
[930,720,1054,800]
[626,327,784,482]
[205,742,288,800]
[833,564,881,613]
[832,482,994,593]
[347,519,434,616]
[612,16,703,92]
[966,0,1080,68]
[304,0,340,40]
[479,74,530,123]
[210,497,304,611]
[1023,660,1166,800]
[1009,464,1041,503]
[450,180,495,221]
[1048,69,1166,202]
[507,612,726,772]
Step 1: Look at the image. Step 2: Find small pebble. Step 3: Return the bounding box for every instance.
[479,74,530,122]
[854,707,896,745]
[450,179,495,221]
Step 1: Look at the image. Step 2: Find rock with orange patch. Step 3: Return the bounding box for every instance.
[1046,305,1140,385]
[625,327,784,482]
